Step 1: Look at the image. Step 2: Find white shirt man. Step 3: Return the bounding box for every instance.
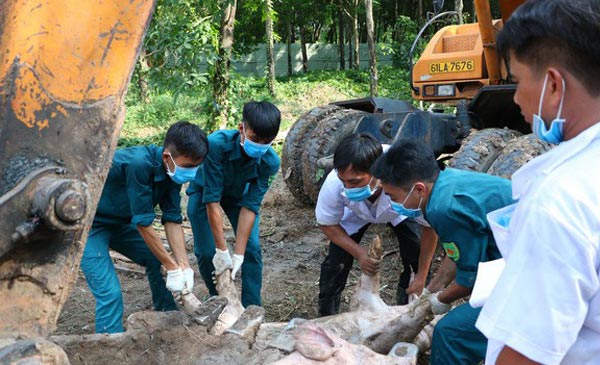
[315,136,435,316]
[477,122,600,365]
[474,1,600,363]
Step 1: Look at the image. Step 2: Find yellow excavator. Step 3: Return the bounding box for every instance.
[282,0,551,205]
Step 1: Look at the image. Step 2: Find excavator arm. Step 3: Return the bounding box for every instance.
[0,0,155,362]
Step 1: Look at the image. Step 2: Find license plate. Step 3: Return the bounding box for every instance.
[429,60,474,74]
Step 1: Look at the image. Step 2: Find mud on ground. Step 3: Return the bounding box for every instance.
[56,173,441,362]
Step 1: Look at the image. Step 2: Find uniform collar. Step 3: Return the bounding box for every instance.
[376,191,395,215]
[512,122,600,199]
[228,133,243,161]
[424,167,450,223]
[426,168,451,204]
[152,146,168,182]
[344,188,393,220]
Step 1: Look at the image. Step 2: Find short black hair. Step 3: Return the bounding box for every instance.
[371,139,439,188]
[497,0,600,96]
[334,133,382,173]
[243,101,281,140]
[163,120,208,162]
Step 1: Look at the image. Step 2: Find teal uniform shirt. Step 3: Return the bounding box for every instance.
[425,167,514,288]
[94,145,183,227]
[187,130,280,213]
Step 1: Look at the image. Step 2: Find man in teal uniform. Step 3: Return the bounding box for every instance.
[372,139,514,365]
[81,121,208,333]
[187,101,280,307]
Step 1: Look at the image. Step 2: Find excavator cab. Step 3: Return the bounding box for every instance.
[412,19,504,101]
[411,0,528,131]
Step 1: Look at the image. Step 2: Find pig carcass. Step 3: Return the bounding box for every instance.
[180,235,441,357]
[54,236,442,365]
[271,322,420,365]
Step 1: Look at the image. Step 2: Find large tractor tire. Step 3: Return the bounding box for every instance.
[282,105,342,205]
[487,134,554,179]
[449,128,522,173]
[301,109,366,204]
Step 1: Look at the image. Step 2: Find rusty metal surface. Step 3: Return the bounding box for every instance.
[0,167,82,257]
[499,0,525,23]
[0,0,156,340]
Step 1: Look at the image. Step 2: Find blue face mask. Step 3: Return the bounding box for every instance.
[241,125,272,159]
[390,185,423,218]
[532,74,566,144]
[166,153,200,185]
[344,178,376,202]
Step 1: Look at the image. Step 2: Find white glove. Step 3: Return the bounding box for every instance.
[430,292,452,315]
[183,267,194,290]
[231,254,244,280]
[166,268,185,292]
[212,248,233,275]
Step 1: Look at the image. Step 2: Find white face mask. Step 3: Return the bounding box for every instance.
[532,74,566,144]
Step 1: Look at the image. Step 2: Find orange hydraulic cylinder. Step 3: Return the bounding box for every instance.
[474,0,502,84]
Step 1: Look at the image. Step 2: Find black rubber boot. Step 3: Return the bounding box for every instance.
[396,285,409,305]
[318,295,341,317]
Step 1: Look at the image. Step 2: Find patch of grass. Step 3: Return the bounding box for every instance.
[121,66,412,149]
[121,93,210,147]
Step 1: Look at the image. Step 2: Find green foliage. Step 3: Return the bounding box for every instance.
[380,15,427,70]
[133,0,219,96]
[378,67,412,101]
[122,66,412,150]
[236,0,281,48]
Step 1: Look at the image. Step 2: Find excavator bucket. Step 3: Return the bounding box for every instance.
[0,0,155,355]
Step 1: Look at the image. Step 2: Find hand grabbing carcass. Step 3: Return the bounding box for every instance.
[259,235,444,362]
[176,235,443,363]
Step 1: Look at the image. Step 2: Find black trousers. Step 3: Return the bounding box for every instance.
[318,219,421,316]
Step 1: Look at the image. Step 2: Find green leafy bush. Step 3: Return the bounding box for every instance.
[122,67,413,150]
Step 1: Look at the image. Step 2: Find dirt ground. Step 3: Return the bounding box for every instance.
[55,173,440,363]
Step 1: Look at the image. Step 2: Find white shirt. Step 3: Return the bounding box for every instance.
[315,170,429,235]
[476,122,600,365]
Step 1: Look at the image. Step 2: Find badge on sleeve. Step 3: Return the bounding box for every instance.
[442,242,460,261]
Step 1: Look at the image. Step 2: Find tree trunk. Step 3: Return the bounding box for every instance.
[338,1,345,70]
[393,0,400,40]
[418,0,424,26]
[348,35,353,68]
[266,0,275,96]
[314,24,322,42]
[211,0,238,131]
[300,25,308,73]
[137,49,150,103]
[287,15,293,76]
[352,0,360,69]
[455,0,464,24]
[365,0,378,96]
